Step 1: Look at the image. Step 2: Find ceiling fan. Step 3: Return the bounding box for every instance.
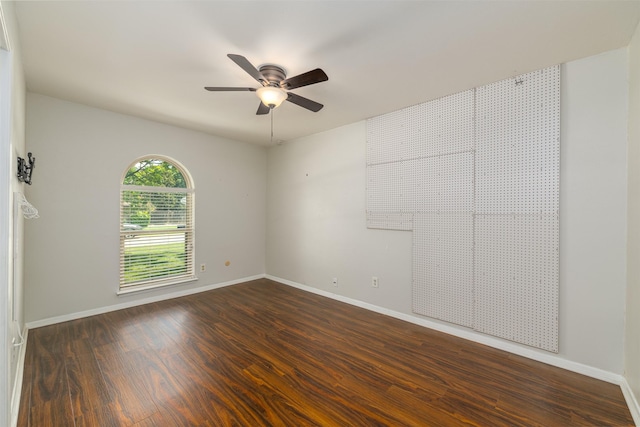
[205,54,328,115]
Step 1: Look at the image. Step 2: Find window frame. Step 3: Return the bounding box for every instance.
[118,155,196,295]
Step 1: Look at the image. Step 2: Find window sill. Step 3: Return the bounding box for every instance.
[117,276,198,296]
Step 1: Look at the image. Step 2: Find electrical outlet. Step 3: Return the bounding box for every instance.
[200,264,206,272]
[372,276,379,288]
[332,277,338,287]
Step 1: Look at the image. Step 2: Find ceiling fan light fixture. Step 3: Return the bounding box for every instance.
[256,86,287,109]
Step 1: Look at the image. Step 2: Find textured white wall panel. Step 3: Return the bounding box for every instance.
[401,157,440,213]
[366,109,407,165]
[474,66,560,351]
[367,89,474,167]
[474,214,559,352]
[412,213,474,327]
[366,162,402,213]
[367,151,474,216]
[366,212,413,231]
[438,152,474,213]
[404,90,475,159]
[476,67,560,214]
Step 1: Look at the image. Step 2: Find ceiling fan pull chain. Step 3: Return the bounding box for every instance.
[270,108,274,144]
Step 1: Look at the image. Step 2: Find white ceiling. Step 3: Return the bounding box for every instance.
[13,1,640,146]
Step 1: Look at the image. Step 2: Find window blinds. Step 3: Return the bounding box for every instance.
[119,186,194,289]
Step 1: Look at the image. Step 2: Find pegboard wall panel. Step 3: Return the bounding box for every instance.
[366,162,402,213]
[365,65,559,353]
[412,213,474,327]
[366,152,473,217]
[476,66,560,214]
[366,212,413,231]
[402,152,474,213]
[366,90,475,229]
[366,90,474,166]
[474,214,559,352]
[367,109,407,166]
[473,66,559,351]
[405,90,474,160]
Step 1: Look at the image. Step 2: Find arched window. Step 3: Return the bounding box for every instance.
[119,156,195,293]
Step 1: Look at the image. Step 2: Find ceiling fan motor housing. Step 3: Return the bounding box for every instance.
[258,64,287,86]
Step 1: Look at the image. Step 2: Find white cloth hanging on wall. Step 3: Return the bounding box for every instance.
[15,192,39,219]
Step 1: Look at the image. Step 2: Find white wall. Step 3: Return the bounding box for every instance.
[626,20,640,409]
[267,48,629,375]
[560,49,628,373]
[0,1,27,424]
[24,94,266,322]
[267,122,413,314]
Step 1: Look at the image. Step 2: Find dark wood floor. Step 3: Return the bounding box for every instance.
[17,278,633,426]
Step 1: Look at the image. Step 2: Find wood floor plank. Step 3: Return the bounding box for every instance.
[29,399,75,427]
[101,368,159,426]
[162,351,270,426]
[30,346,68,405]
[127,347,213,426]
[65,352,110,418]
[18,278,635,426]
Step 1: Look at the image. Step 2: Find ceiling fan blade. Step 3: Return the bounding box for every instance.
[227,54,266,85]
[281,68,328,90]
[286,92,323,112]
[256,102,270,115]
[204,87,256,91]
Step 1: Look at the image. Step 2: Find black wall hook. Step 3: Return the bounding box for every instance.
[17,152,35,185]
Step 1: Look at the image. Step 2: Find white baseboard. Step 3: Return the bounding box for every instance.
[621,378,640,426]
[25,274,266,329]
[10,326,28,427]
[266,275,625,385]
